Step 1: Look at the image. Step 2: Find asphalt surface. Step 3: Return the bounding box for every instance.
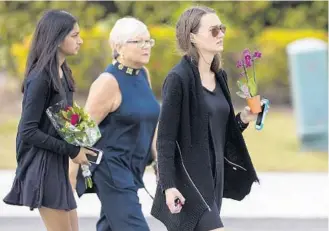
[0,217,327,231]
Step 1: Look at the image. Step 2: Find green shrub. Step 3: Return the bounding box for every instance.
[10,25,327,103]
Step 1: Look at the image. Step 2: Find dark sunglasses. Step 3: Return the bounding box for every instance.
[209,24,226,37]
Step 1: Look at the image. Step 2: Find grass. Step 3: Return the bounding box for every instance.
[242,110,328,172]
[0,109,327,171]
[0,117,19,169]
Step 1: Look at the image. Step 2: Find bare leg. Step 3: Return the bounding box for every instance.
[39,207,73,231]
[69,209,79,231]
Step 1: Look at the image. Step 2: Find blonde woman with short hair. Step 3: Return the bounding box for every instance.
[70,17,159,231]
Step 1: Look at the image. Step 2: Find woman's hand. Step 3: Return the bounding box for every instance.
[165,188,186,214]
[71,147,97,165]
[240,105,258,124]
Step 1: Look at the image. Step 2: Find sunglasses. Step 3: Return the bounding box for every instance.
[209,24,226,37]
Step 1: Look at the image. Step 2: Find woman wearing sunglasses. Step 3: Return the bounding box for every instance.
[151,6,259,231]
[69,17,160,231]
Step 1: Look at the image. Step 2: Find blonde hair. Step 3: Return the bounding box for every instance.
[109,17,148,59]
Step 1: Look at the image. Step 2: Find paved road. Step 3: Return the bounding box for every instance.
[0,217,327,231]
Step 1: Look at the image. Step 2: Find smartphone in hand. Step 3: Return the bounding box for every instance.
[85,147,103,165]
[256,98,270,130]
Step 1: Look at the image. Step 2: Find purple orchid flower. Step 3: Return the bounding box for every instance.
[236,60,243,68]
[253,51,262,59]
[243,49,252,68]
[235,48,262,98]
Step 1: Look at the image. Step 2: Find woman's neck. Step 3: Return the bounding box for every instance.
[197,51,214,79]
[117,56,142,69]
[58,52,65,78]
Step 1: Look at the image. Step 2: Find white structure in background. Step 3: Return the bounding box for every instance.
[286,38,328,152]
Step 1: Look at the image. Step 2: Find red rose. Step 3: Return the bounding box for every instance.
[70,114,79,126]
[65,106,72,112]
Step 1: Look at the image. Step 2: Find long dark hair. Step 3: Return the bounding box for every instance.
[176,6,222,72]
[22,10,77,93]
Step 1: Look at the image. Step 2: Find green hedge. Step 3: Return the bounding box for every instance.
[11,24,327,103]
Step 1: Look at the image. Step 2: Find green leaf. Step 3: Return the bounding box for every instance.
[237,79,247,89]
[236,91,248,98]
[248,79,258,97]
[61,111,69,120]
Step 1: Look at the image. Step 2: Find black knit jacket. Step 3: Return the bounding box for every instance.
[151,56,259,231]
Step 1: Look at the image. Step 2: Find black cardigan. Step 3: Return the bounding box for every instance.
[151,56,259,231]
[15,69,80,179]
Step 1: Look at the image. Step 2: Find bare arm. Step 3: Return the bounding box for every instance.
[151,123,158,161]
[69,72,121,189]
[84,73,121,125]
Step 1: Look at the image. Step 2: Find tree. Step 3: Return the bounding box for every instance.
[0,1,105,76]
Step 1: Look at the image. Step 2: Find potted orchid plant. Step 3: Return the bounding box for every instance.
[236,48,262,113]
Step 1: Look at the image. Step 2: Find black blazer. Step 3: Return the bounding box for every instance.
[15,69,79,179]
[151,56,259,231]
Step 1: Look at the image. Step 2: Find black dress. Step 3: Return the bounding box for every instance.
[3,72,79,211]
[203,78,230,206]
[195,78,230,230]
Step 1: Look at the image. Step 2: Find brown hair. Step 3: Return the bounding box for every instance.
[176,6,222,72]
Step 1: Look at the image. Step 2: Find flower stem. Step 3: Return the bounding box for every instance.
[242,63,249,83]
[85,177,93,189]
[252,59,257,84]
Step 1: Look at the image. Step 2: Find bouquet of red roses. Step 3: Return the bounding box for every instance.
[46,100,101,188]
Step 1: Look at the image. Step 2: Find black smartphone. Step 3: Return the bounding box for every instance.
[85,147,103,165]
[175,198,183,207]
[255,98,270,130]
